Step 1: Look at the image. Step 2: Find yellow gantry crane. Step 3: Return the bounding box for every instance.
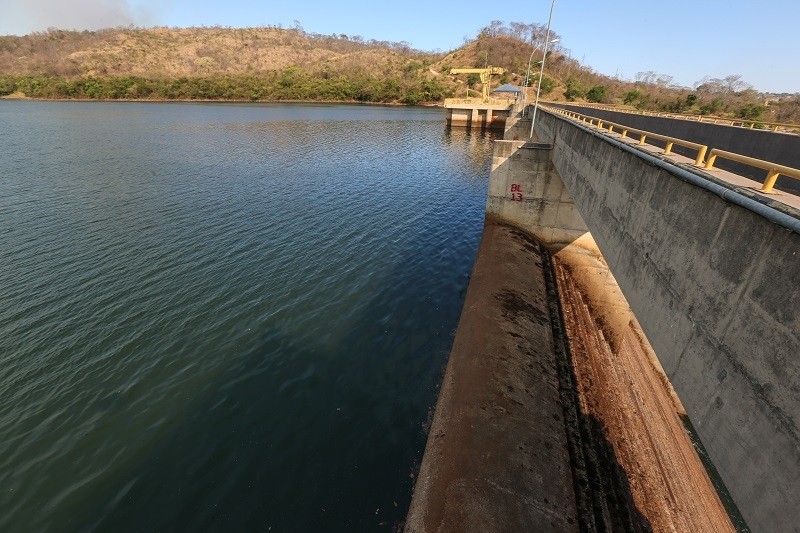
[449,66,506,103]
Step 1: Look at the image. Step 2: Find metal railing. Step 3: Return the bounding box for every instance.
[556,102,800,134]
[554,108,707,166]
[704,149,800,193]
[546,106,800,194]
[443,98,515,107]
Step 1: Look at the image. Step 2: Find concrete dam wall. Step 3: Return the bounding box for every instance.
[532,108,800,531]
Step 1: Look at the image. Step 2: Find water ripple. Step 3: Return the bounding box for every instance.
[0,101,495,532]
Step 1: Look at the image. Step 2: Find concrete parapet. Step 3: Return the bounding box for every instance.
[534,108,800,531]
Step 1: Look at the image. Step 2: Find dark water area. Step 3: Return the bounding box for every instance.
[0,101,496,531]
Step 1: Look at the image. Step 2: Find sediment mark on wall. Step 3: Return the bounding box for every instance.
[547,252,651,532]
[552,253,735,532]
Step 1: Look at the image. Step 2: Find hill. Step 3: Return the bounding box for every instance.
[0,23,797,123]
[0,26,451,104]
[0,27,421,78]
[429,22,798,125]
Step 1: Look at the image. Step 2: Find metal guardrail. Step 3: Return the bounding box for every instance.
[547,106,800,194]
[556,108,707,166]
[444,98,514,107]
[704,149,800,193]
[557,102,800,135]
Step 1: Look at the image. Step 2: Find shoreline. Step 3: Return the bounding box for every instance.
[0,95,443,107]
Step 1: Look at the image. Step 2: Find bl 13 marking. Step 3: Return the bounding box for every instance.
[510,183,523,201]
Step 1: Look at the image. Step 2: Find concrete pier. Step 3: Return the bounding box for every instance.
[444,98,515,130]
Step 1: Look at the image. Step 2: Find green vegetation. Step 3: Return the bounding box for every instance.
[0,71,452,104]
[623,89,641,105]
[736,102,768,120]
[586,85,607,103]
[0,26,453,105]
[699,97,723,115]
[531,75,556,96]
[563,78,586,102]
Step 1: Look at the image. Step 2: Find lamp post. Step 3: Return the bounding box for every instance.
[529,0,557,138]
[522,35,557,116]
[521,55,540,116]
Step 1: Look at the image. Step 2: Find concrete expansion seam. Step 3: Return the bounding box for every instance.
[547,113,800,235]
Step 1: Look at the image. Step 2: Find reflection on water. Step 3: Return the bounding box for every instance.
[0,101,496,532]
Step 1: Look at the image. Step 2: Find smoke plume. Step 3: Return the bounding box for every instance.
[0,0,159,35]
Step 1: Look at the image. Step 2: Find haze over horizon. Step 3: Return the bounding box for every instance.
[1,0,797,94]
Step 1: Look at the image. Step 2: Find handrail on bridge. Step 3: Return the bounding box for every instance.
[704,149,800,194]
[557,102,800,135]
[552,107,707,166]
[545,106,800,194]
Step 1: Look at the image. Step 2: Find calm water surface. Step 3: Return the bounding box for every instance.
[0,101,495,531]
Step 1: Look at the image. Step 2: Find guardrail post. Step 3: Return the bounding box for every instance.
[761,169,780,193]
[664,141,674,155]
[695,146,708,166]
[639,134,647,145]
[704,153,718,170]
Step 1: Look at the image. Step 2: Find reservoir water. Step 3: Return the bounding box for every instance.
[0,101,495,531]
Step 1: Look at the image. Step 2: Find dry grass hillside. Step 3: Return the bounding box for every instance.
[0,27,423,78]
[0,26,450,103]
[1,22,796,122]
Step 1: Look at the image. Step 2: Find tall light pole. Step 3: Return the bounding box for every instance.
[521,52,540,116]
[522,36,556,116]
[529,0,557,139]
[522,43,536,116]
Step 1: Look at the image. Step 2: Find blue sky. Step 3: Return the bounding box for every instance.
[1,0,798,93]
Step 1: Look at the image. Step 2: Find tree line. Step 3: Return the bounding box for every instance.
[0,69,453,105]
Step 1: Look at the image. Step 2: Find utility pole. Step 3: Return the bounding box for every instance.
[530,0,557,139]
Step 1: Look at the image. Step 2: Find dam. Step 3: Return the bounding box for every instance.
[406,103,800,531]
